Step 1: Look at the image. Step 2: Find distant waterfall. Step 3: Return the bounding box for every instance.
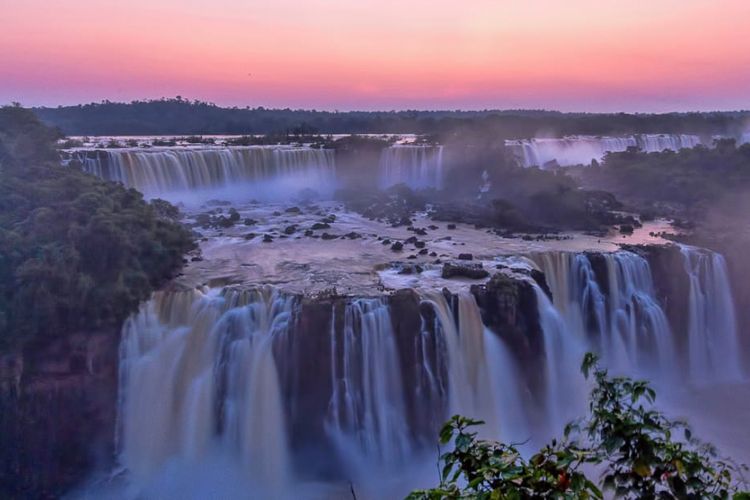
[73,146,335,195]
[326,298,412,472]
[118,287,295,497]
[506,134,702,168]
[379,145,444,189]
[680,245,743,382]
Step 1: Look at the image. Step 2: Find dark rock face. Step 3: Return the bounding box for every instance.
[0,331,119,499]
[442,262,489,280]
[388,290,447,445]
[470,274,547,417]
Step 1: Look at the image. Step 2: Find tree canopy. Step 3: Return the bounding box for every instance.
[32,97,750,138]
[0,105,195,349]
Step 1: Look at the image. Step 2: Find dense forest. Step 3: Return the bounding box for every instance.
[0,105,194,351]
[33,97,750,138]
[584,140,750,213]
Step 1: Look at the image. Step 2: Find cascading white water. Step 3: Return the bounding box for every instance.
[74,146,336,195]
[325,298,412,473]
[111,246,744,497]
[118,286,294,498]
[637,134,702,152]
[419,291,500,435]
[680,245,743,383]
[603,252,675,377]
[379,145,444,189]
[532,251,675,380]
[531,284,589,436]
[505,134,702,168]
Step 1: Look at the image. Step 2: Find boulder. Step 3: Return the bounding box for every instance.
[442,262,489,280]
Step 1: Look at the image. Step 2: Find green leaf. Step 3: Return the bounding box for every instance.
[633,460,651,478]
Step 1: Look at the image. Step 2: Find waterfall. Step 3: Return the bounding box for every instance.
[73,146,335,195]
[111,246,743,497]
[532,251,675,379]
[118,287,294,497]
[325,298,412,472]
[531,284,589,436]
[419,291,500,434]
[506,134,702,168]
[637,134,702,152]
[680,245,743,382]
[379,145,444,189]
[603,252,675,377]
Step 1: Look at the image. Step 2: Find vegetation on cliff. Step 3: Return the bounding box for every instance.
[0,105,195,350]
[410,354,749,499]
[583,140,750,215]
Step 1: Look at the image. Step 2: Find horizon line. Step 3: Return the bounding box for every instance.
[12,98,750,115]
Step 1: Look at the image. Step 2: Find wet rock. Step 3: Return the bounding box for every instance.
[272,211,282,216]
[206,199,232,207]
[418,248,428,255]
[321,233,337,240]
[398,264,423,275]
[243,218,257,226]
[195,213,212,226]
[391,241,404,252]
[311,222,331,230]
[458,253,473,261]
[262,234,274,243]
[414,241,426,249]
[405,236,418,245]
[447,223,457,230]
[442,262,489,280]
[244,233,256,240]
[345,232,362,240]
[284,225,298,235]
[215,216,235,228]
[285,206,301,214]
[304,229,314,237]
[382,239,391,245]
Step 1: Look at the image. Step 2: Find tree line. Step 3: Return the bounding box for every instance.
[31,97,750,138]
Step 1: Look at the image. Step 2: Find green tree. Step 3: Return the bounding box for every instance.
[410,354,749,499]
[0,105,195,349]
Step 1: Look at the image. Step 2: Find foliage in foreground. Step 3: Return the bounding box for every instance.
[0,105,195,349]
[409,354,748,499]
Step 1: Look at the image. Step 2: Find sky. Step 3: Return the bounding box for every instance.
[1,0,749,112]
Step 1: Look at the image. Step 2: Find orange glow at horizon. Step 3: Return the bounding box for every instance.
[2,0,749,111]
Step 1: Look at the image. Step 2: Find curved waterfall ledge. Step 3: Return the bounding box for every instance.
[115,244,746,497]
[70,146,336,196]
[65,134,709,198]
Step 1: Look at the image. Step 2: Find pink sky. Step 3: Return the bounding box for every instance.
[2,0,749,111]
